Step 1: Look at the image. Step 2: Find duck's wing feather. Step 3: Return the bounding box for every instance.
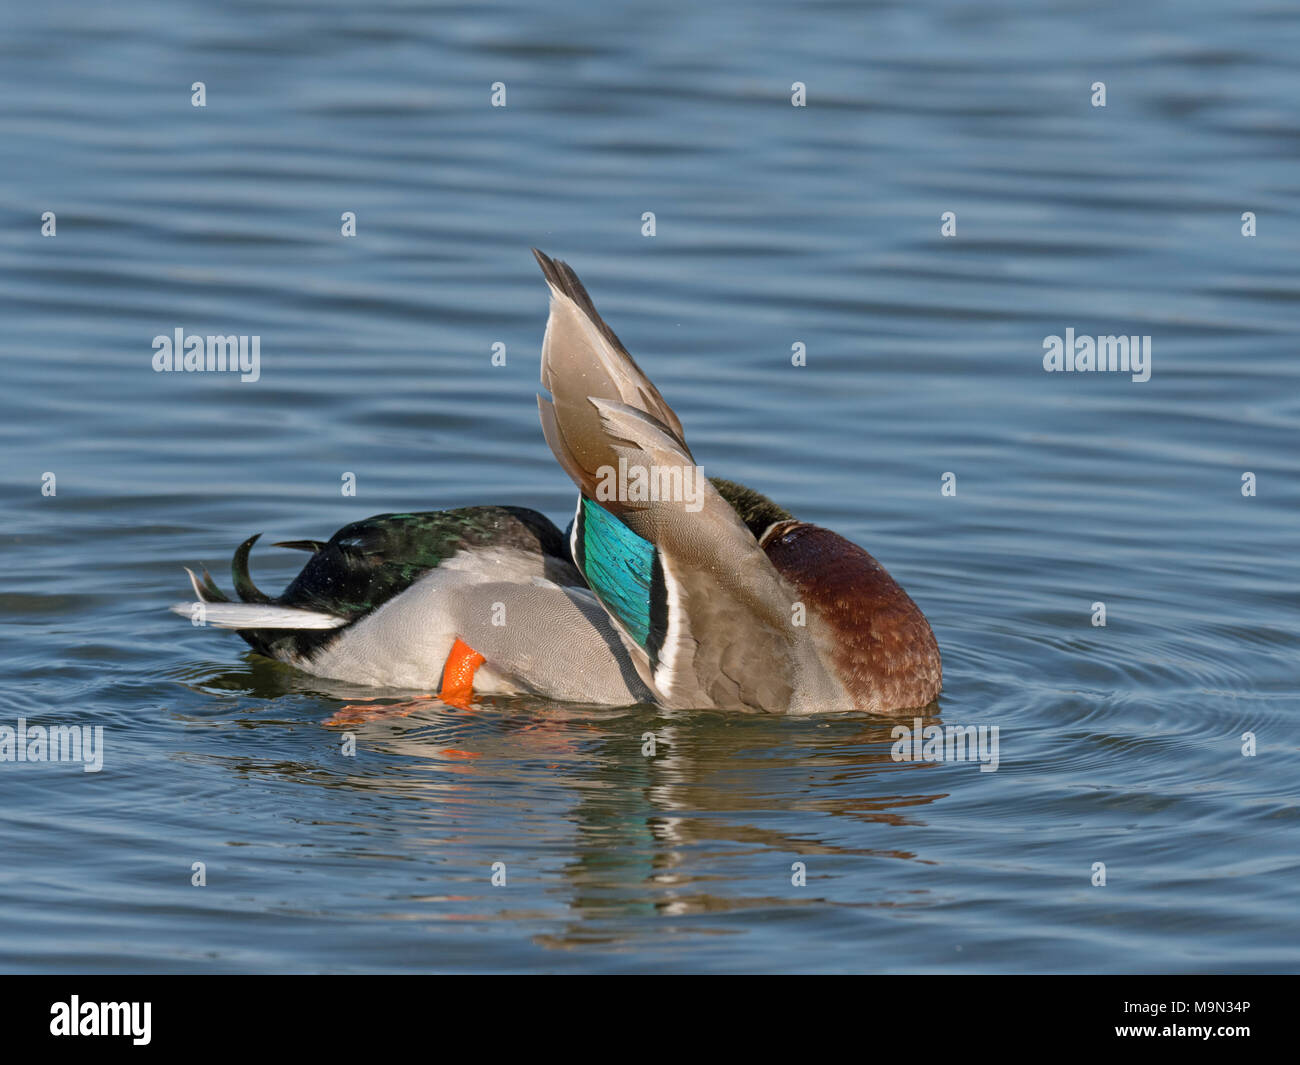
[275,506,574,620]
[534,250,805,711]
[533,248,686,454]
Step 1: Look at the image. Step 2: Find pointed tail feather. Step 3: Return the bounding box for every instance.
[273,540,327,553]
[199,567,229,602]
[170,601,346,630]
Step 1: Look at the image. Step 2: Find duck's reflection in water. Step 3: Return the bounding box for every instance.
[299,692,949,939]
[181,661,948,945]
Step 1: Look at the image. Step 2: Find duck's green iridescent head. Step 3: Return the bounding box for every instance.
[709,477,794,541]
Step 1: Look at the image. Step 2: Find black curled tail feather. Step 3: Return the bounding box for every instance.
[200,568,230,602]
[232,534,272,604]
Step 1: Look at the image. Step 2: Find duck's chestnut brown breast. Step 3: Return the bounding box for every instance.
[761,521,941,712]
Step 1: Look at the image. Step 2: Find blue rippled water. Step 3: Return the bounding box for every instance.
[0,0,1296,972]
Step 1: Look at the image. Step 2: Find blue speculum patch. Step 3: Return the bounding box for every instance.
[579,496,654,647]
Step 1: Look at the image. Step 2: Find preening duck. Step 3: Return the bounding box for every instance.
[172,251,941,713]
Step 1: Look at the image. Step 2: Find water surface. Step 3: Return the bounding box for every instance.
[0,0,1297,972]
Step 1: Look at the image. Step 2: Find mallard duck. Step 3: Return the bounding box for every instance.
[172,251,941,713]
